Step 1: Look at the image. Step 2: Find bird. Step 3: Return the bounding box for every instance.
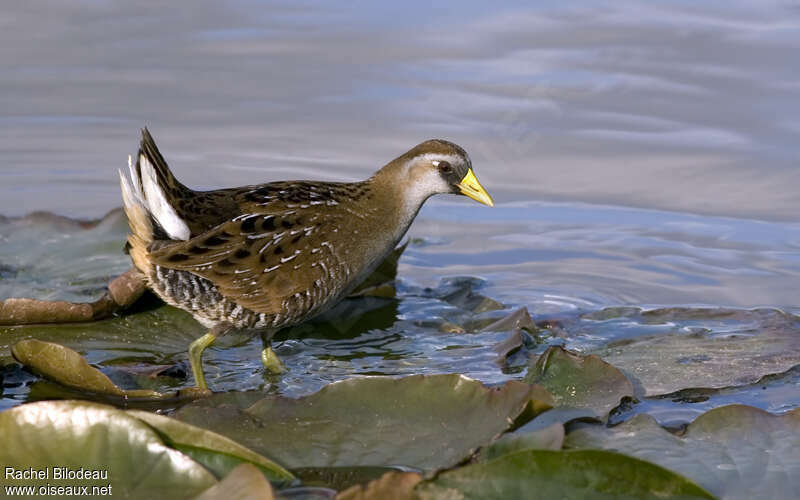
[119,128,493,389]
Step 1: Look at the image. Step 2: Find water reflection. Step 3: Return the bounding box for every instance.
[1,2,798,220]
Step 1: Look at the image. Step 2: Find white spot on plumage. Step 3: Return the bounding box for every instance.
[280,250,301,263]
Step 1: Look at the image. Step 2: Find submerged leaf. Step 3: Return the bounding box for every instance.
[525,346,633,419]
[175,374,552,470]
[417,449,714,499]
[0,400,216,497]
[566,404,800,500]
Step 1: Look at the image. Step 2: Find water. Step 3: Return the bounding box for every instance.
[1,2,800,420]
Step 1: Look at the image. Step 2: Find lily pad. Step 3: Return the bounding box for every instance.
[478,422,565,462]
[11,339,166,398]
[0,400,216,497]
[128,410,295,484]
[492,328,526,367]
[565,404,800,500]
[417,449,714,499]
[441,281,504,314]
[590,307,800,396]
[481,307,538,333]
[525,346,634,418]
[175,374,553,470]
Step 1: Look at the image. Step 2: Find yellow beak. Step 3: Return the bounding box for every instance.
[457,168,494,207]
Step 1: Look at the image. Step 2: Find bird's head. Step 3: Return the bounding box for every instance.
[386,139,494,208]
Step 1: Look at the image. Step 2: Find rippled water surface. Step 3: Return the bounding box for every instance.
[1,1,799,420]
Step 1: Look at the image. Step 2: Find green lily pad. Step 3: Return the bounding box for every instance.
[417,449,714,499]
[525,346,634,418]
[175,374,553,470]
[589,307,800,396]
[478,422,565,462]
[0,400,216,497]
[127,410,294,484]
[0,301,203,365]
[11,338,166,398]
[196,464,276,500]
[565,404,800,499]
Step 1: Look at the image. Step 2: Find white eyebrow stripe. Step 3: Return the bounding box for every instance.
[403,153,464,172]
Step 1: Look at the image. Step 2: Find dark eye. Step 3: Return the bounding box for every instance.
[438,161,453,174]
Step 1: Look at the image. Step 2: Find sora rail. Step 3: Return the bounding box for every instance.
[119,129,493,389]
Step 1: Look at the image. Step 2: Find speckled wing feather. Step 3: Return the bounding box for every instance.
[147,182,359,316]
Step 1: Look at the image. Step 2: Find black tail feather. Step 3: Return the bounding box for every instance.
[136,127,193,200]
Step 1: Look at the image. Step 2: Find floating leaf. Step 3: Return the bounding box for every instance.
[128,410,294,484]
[195,464,276,500]
[482,307,537,333]
[525,346,633,418]
[589,307,800,396]
[176,374,553,470]
[441,282,504,313]
[0,400,216,497]
[478,422,564,462]
[11,339,166,398]
[492,329,525,367]
[417,449,713,499]
[566,404,800,499]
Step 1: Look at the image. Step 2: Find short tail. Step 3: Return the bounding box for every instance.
[119,128,192,269]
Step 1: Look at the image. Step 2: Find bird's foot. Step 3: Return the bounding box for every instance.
[261,345,286,374]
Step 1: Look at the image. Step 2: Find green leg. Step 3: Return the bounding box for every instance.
[261,343,286,374]
[188,333,216,389]
[188,323,232,390]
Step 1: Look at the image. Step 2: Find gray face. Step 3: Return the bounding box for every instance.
[435,157,471,194]
[403,138,472,194]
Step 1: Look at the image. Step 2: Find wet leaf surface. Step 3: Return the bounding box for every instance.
[587,307,800,396]
[417,449,714,499]
[525,346,634,419]
[0,400,216,497]
[478,421,565,462]
[128,410,295,484]
[481,307,537,333]
[11,339,164,398]
[565,404,800,500]
[175,374,553,471]
[491,328,526,367]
